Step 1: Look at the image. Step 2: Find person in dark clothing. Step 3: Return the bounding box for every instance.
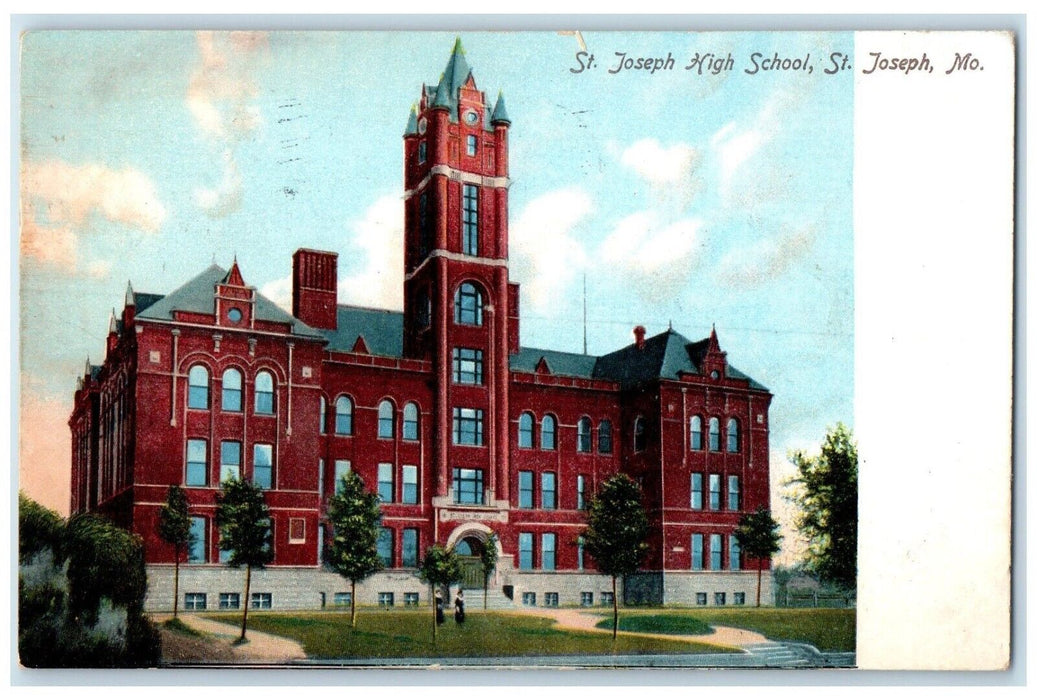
[435,590,444,625]
[454,590,465,624]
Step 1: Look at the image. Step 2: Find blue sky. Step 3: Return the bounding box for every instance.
[19,31,854,559]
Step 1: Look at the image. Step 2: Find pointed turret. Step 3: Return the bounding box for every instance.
[707,324,721,354]
[432,37,473,114]
[404,104,419,136]
[108,309,118,334]
[223,257,245,287]
[701,324,727,379]
[124,281,135,307]
[490,90,511,125]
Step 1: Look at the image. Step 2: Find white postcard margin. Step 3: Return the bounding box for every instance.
[855,30,1014,670]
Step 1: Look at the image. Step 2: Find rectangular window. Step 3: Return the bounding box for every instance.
[710,533,723,571]
[334,460,351,493]
[695,592,708,606]
[452,347,484,384]
[402,528,419,568]
[289,517,305,544]
[518,532,534,570]
[186,439,208,486]
[462,184,479,255]
[318,523,326,564]
[378,592,395,607]
[466,134,477,156]
[730,536,741,571]
[728,475,740,511]
[691,533,704,571]
[333,592,352,607]
[541,533,556,571]
[577,474,587,510]
[418,193,432,258]
[714,592,727,606]
[220,440,241,483]
[521,591,536,606]
[184,593,207,610]
[188,517,207,563]
[518,471,533,509]
[600,591,614,607]
[689,474,702,511]
[402,465,418,504]
[254,444,273,489]
[377,528,393,568]
[709,473,721,510]
[418,140,427,164]
[378,462,394,503]
[452,468,484,505]
[251,593,272,609]
[734,592,746,606]
[452,407,484,446]
[219,592,240,609]
[544,592,559,607]
[404,592,420,607]
[318,459,325,500]
[541,472,557,510]
[577,536,585,570]
[580,592,593,607]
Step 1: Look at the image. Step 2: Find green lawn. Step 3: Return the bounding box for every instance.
[206,610,737,659]
[596,608,855,652]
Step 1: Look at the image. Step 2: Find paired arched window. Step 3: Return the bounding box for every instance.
[633,416,646,453]
[708,417,721,451]
[378,400,395,439]
[690,415,703,450]
[222,368,243,412]
[518,412,534,448]
[577,417,592,453]
[541,415,557,450]
[335,396,353,435]
[254,370,275,414]
[598,420,613,454]
[188,365,209,409]
[454,282,483,326]
[403,402,419,441]
[727,418,740,453]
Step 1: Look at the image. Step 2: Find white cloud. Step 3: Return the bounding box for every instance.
[194,149,243,217]
[620,138,698,186]
[598,212,704,296]
[338,195,405,310]
[716,224,817,288]
[509,188,592,313]
[20,159,166,271]
[259,274,293,313]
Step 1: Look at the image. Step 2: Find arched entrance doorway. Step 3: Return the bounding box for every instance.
[454,536,485,590]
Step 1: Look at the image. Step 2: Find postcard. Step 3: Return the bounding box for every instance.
[15,27,1015,675]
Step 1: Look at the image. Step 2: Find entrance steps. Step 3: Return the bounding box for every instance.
[459,588,517,610]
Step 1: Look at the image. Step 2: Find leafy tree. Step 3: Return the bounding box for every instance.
[787,423,858,591]
[418,544,461,642]
[479,532,499,611]
[18,491,63,564]
[157,485,195,619]
[215,478,274,642]
[325,470,384,627]
[733,507,783,607]
[581,474,649,640]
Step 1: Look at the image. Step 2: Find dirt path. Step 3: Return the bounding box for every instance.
[508,608,768,649]
[155,614,306,664]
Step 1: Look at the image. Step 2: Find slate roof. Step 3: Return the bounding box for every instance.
[133,264,324,339]
[490,91,510,125]
[510,347,598,378]
[320,306,405,357]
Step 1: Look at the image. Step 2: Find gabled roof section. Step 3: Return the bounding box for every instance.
[320,306,404,357]
[134,264,324,339]
[510,347,598,379]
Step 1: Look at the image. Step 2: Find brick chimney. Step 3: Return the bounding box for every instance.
[633,325,646,350]
[292,249,338,330]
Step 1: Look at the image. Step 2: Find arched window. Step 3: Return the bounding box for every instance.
[518,412,534,448]
[403,402,419,441]
[319,397,327,434]
[454,282,483,326]
[727,418,740,453]
[221,368,242,412]
[708,417,721,451]
[541,415,557,451]
[378,400,395,439]
[598,420,613,454]
[633,416,646,453]
[690,415,703,450]
[335,396,353,435]
[577,416,592,453]
[188,365,209,410]
[254,370,274,414]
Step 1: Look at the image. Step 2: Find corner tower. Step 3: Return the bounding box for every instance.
[402,39,517,510]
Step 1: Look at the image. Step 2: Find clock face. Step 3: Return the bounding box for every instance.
[417,117,427,134]
[464,110,478,125]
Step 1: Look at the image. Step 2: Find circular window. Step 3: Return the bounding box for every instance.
[464,110,478,125]
[710,370,720,379]
[227,308,243,323]
[417,116,427,134]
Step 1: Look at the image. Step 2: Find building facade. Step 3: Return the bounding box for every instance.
[69,40,774,612]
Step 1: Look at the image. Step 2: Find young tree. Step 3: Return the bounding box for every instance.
[787,423,858,591]
[157,485,195,619]
[581,474,649,640]
[418,544,461,642]
[215,478,273,643]
[733,507,783,607]
[479,533,499,611]
[325,470,384,628]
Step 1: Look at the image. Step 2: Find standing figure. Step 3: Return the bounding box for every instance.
[454,590,466,624]
[435,590,444,625]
